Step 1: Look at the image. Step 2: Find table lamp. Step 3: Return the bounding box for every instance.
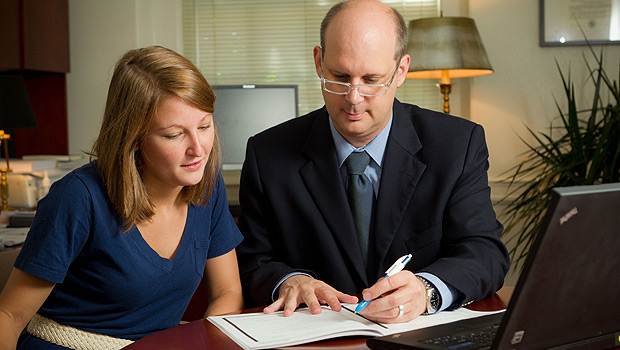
[0,75,39,211]
[405,17,493,114]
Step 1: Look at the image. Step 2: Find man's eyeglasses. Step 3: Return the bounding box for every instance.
[320,62,399,97]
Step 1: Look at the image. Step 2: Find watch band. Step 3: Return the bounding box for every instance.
[417,276,440,315]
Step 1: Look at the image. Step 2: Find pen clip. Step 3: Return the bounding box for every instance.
[384,254,412,276]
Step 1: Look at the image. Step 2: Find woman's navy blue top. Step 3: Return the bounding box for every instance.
[15,163,242,348]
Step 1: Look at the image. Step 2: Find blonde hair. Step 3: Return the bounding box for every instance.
[90,46,220,230]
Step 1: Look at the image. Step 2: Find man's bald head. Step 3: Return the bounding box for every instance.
[319,0,408,61]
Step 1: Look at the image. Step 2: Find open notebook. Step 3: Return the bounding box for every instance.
[207,304,502,350]
[367,183,620,350]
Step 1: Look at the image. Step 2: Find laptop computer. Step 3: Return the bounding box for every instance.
[367,183,620,350]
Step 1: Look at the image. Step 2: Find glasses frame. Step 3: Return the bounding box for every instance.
[320,57,400,97]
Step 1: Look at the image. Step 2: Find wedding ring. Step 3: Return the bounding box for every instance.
[397,304,404,318]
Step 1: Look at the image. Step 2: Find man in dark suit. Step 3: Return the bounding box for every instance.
[237,0,509,323]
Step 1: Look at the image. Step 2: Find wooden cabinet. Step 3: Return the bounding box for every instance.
[0,0,70,73]
[0,0,21,70]
[0,0,69,157]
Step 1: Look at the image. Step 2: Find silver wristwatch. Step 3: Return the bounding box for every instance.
[417,276,440,315]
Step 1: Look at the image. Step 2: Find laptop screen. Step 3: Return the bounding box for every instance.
[494,183,620,349]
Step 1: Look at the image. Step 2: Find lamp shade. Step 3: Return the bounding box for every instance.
[0,75,38,130]
[406,17,493,80]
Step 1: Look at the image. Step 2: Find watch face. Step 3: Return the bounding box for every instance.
[429,290,439,311]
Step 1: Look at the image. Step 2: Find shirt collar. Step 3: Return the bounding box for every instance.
[329,114,393,168]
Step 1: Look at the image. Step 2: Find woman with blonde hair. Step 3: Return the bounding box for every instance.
[0,46,243,349]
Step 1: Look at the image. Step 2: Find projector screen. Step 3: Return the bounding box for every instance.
[212,85,298,170]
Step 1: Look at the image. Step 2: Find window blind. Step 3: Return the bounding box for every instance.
[182,0,441,116]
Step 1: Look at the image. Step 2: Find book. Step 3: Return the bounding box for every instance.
[22,154,84,162]
[5,159,57,173]
[20,155,86,171]
[207,304,504,350]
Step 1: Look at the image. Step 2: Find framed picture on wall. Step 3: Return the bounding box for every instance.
[540,0,620,46]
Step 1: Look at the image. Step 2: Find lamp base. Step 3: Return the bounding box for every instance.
[0,168,12,212]
[0,131,12,212]
[439,83,452,114]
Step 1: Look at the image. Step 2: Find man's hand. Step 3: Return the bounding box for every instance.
[263,275,358,316]
[358,270,427,323]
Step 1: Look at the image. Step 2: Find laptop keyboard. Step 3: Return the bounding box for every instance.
[420,323,500,350]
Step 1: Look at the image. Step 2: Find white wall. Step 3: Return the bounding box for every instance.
[467,0,620,181]
[67,0,183,156]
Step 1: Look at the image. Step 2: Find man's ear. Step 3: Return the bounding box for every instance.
[396,54,411,87]
[313,46,323,78]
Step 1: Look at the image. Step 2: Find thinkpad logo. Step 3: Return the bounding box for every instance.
[559,207,578,225]
[510,330,525,345]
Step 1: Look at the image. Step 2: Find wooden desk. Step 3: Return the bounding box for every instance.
[123,287,513,350]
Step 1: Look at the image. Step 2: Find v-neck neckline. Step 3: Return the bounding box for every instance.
[131,206,194,271]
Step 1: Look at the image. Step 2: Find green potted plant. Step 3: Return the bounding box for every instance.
[500,47,620,271]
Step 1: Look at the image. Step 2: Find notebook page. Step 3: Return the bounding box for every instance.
[208,305,386,349]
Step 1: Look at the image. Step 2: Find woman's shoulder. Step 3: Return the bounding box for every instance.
[47,162,105,199]
[70,162,100,182]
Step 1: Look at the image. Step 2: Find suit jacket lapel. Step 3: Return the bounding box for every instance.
[369,100,426,278]
[299,108,368,285]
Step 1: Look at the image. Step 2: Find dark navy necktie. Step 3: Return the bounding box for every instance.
[345,151,373,266]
